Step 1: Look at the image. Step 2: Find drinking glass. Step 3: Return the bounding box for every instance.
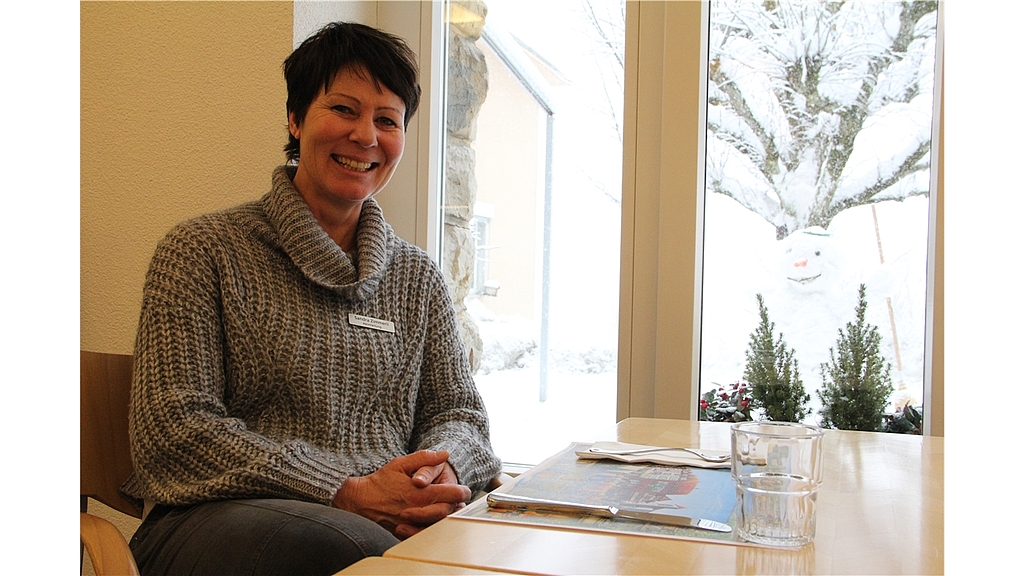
[731,421,824,547]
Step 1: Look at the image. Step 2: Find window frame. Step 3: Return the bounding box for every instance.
[375,1,447,260]
[617,0,943,435]
[616,0,707,423]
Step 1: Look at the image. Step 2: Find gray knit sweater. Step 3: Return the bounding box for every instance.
[122,166,501,509]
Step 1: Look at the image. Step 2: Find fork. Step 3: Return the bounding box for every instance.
[588,446,730,463]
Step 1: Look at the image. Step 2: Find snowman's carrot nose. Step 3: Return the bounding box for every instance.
[793,258,808,267]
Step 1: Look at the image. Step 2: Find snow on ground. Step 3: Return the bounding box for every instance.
[474,364,617,467]
[470,299,618,465]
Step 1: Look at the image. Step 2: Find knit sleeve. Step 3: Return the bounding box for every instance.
[124,222,349,507]
[408,265,503,491]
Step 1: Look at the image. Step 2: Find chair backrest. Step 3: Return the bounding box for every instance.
[81,351,140,519]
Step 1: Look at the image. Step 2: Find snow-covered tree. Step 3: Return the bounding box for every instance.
[707,0,938,239]
[818,284,894,431]
[744,293,811,422]
[578,0,625,142]
[576,0,627,205]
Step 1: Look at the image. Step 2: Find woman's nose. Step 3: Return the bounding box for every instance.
[349,117,377,147]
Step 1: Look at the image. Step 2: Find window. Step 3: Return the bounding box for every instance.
[617,1,941,435]
[697,1,941,429]
[469,208,496,297]
[441,0,626,466]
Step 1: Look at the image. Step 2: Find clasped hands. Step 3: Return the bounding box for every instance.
[332,449,471,539]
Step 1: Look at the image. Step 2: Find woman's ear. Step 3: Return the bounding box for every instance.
[288,112,301,140]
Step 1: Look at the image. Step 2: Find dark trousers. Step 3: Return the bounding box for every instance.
[129,499,399,576]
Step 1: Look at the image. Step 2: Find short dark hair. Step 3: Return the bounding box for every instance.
[283,22,421,162]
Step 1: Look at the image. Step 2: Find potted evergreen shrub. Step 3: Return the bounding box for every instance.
[743,294,810,422]
[817,284,894,431]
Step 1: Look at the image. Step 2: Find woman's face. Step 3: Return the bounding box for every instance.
[289,66,406,210]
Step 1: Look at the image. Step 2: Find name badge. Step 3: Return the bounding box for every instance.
[349,313,396,333]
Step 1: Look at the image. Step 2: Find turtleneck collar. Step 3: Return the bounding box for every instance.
[262,165,393,301]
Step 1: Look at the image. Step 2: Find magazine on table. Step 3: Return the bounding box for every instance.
[453,442,757,546]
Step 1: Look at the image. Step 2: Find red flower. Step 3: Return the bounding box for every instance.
[700,399,709,409]
[741,400,749,407]
[720,393,729,401]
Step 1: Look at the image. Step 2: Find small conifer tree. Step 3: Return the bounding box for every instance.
[743,294,810,422]
[817,284,894,431]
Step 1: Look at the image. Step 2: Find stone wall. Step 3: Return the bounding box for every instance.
[443,1,489,371]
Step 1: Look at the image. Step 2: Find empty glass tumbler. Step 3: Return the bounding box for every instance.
[731,422,825,547]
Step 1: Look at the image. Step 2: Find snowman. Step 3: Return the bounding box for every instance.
[760,227,858,405]
[775,226,845,294]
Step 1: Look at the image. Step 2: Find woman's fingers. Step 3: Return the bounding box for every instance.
[411,462,445,487]
[393,523,423,540]
[392,450,450,475]
[398,500,466,525]
[336,451,471,538]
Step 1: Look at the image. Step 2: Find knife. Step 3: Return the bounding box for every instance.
[486,492,732,533]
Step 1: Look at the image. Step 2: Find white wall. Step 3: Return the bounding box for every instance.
[294,1,377,45]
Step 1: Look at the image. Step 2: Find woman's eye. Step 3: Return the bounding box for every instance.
[377,116,398,128]
[333,105,354,114]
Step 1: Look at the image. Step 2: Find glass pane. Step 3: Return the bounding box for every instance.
[699,1,939,431]
[442,0,625,465]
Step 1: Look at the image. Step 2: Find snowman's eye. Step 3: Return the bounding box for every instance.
[814,251,820,256]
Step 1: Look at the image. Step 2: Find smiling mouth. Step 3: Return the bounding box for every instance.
[787,274,821,284]
[333,155,378,172]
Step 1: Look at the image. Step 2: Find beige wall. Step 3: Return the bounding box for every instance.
[472,40,543,320]
[80,4,292,571]
[81,1,293,355]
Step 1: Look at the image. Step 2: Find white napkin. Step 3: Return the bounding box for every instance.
[576,441,731,469]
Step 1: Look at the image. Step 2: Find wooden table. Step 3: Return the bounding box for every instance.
[384,418,943,575]
[337,557,507,574]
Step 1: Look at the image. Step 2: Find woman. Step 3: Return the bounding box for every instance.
[124,22,502,575]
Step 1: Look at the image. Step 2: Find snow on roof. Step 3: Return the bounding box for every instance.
[481,22,557,115]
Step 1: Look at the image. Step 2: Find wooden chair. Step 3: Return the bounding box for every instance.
[81,351,140,576]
